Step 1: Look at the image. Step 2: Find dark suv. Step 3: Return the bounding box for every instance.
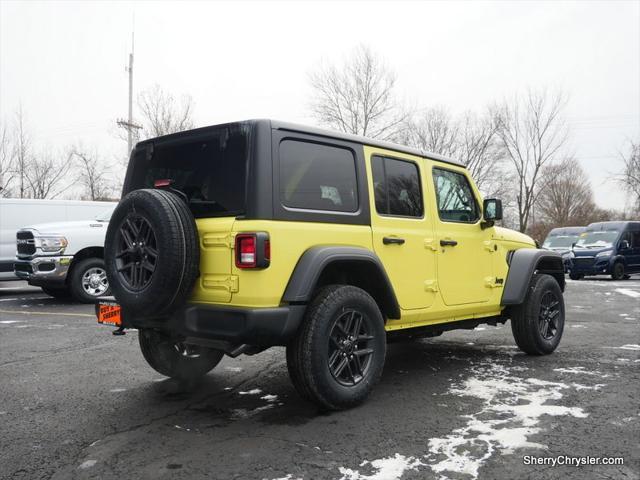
[569,221,640,280]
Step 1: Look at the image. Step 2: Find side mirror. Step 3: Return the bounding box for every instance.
[481,198,502,229]
[620,240,630,250]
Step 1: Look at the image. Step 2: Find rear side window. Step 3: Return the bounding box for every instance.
[432,167,480,223]
[371,156,423,217]
[279,140,358,212]
[128,124,250,218]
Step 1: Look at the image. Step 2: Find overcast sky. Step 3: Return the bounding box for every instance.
[1,0,638,210]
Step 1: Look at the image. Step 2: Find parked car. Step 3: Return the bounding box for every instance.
[97,120,565,410]
[0,198,116,281]
[542,226,586,271]
[14,206,116,302]
[569,221,640,280]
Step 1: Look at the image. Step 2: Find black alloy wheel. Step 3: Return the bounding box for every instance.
[328,309,375,386]
[115,215,158,291]
[538,290,561,340]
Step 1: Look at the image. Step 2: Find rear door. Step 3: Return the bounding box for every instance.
[430,165,493,305]
[366,148,437,310]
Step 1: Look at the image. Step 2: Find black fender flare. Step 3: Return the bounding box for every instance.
[282,246,401,319]
[502,249,565,305]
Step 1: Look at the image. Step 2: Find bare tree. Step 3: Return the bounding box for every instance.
[0,123,15,197]
[618,140,640,212]
[400,108,508,198]
[401,107,459,157]
[14,106,31,198]
[309,45,408,140]
[137,84,195,139]
[71,148,113,201]
[494,89,569,232]
[25,151,73,199]
[537,157,594,225]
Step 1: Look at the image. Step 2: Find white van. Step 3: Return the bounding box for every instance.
[0,198,117,281]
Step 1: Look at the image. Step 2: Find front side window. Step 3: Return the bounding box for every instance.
[280,140,358,212]
[371,156,423,217]
[432,168,480,223]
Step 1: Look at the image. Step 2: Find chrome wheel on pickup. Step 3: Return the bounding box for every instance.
[69,258,111,303]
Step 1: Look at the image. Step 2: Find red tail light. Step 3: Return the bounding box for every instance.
[235,233,270,269]
[154,178,173,188]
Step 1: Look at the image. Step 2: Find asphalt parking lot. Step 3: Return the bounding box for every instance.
[1,278,638,480]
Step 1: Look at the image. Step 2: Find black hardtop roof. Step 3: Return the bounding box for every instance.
[135,119,464,168]
[586,221,640,231]
[548,226,587,236]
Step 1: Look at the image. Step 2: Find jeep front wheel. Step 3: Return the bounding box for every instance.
[510,273,565,355]
[138,329,224,382]
[286,285,386,410]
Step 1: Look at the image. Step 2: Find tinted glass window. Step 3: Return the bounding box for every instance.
[632,231,640,248]
[432,168,479,223]
[128,124,250,218]
[372,156,423,217]
[280,140,358,212]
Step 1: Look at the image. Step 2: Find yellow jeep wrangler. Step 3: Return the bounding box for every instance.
[99,120,566,410]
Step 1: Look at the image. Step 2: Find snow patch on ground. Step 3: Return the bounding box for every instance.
[615,288,640,298]
[336,361,592,480]
[618,344,640,351]
[238,388,262,395]
[553,367,607,376]
[78,459,97,469]
[339,454,423,480]
[225,366,243,372]
[109,388,127,393]
[0,320,21,324]
[231,404,275,419]
[260,394,279,402]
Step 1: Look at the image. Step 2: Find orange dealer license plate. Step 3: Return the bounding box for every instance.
[97,302,122,327]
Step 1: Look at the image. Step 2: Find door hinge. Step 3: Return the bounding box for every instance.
[202,275,239,293]
[424,280,439,292]
[424,239,438,251]
[202,233,233,248]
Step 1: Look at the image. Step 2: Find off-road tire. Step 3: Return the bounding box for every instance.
[511,273,565,355]
[138,329,224,382]
[68,258,111,303]
[41,286,72,299]
[286,285,386,410]
[611,262,625,281]
[568,272,582,281]
[105,189,199,317]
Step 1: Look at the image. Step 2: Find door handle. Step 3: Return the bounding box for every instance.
[440,239,458,247]
[383,237,405,245]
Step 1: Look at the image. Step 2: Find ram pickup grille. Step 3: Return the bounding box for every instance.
[16,231,36,256]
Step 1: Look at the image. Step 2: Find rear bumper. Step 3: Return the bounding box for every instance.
[14,256,72,286]
[118,302,306,347]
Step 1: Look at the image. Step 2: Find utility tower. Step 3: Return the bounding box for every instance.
[117,32,142,155]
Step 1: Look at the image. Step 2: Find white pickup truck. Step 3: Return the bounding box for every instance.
[14,206,116,303]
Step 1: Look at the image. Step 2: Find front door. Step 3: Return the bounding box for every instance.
[430,166,493,306]
[367,150,437,310]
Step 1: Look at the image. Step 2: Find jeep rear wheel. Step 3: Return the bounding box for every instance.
[104,189,200,317]
[286,285,386,410]
[510,273,565,355]
[138,329,224,382]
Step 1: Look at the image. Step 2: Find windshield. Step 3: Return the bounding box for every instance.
[575,230,620,249]
[95,207,115,222]
[542,235,580,249]
[128,123,250,218]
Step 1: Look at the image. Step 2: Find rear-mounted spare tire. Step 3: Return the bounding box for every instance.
[104,189,200,317]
